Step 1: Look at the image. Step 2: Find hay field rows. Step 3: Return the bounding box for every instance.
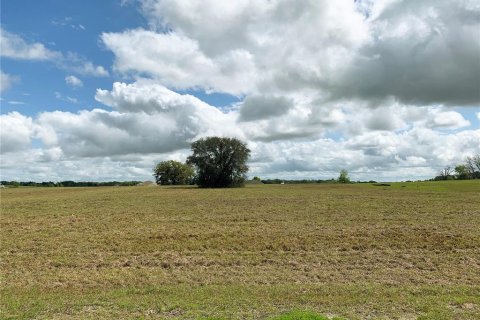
[1,181,479,319]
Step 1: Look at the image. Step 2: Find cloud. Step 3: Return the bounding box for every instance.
[0,71,19,92]
[35,109,189,157]
[326,0,480,106]
[0,27,60,60]
[102,1,368,96]
[54,92,78,104]
[247,127,480,181]
[239,95,293,122]
[2,107,479,182]
[8,101,25,105]
[51,16,73,27]
[62,54,109,77]
[65,75,83,88]
[100,0,479,107]
[66,96,78,103]
[51,17,86,31]
[365,107,405,131]
[0,112,34,153]
[2,79,478,182]
[69,61,107,77]
[427,110,471,129]
[98,0,479,144]
[1,1,479,182]
[1,28,108,77]
[101,29,254,94]
[4,81,240,158]
[0,149,180,182]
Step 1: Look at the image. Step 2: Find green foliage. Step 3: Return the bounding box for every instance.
[153,160,194,185]
[465,155,480,179]
[337,169,350,183]
[434,154,480,181]
[454,165,469,180]
[187,136,250,188]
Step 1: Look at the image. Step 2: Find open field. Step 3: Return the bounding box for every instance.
[1,181,480,319]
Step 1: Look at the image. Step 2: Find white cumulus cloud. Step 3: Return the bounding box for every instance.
[427,110,471,129]
[1,0,479,182]
[0,112,34,153]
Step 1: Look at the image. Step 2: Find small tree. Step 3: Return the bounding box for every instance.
[338,169,350,183]
[455,164,469,180]
[438,166,453,180]
[187,136,250,188]
[465,155,480,179]
[153,160,194,185]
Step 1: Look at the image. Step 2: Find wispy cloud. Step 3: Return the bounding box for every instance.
[0,28,59,60]
[65,75,83,88]
[8,100,25,105]
[0,71,20,92]
[61,53,109,77]
[51,17,86,31]
[55,91,78,104]
[1,27,108,77]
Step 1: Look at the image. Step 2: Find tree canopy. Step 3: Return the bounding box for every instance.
[153,160,194,185]
[187,137,250,188]
[338,169,350,183]
[433,154,480,180]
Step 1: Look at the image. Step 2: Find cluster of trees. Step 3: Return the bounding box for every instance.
[0,181,142,187]
[154,137,251,188]
[435,155,480,180]
[154,137,356,187]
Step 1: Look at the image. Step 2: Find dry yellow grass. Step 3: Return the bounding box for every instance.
[1,181,479,319]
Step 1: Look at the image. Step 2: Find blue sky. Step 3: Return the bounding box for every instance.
[1,0,136,114]
[1,0,479,182]
[1,0,239,116]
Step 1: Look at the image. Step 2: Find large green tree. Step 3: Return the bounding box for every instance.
[187,137,250,188]
[153,160,194,185]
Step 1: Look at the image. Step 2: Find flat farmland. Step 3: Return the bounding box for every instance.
[1,181,479,319]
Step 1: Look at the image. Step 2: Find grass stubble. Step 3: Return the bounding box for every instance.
[0,181,479,319]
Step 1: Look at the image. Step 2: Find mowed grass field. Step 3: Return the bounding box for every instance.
[1,181,479,319]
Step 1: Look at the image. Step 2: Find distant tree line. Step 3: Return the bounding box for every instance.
[260,179,335,184]
[434,154,480,181]
[259,178,376,184]
[0,181,142,187]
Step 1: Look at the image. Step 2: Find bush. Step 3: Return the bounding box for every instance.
[153,160,194,185]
